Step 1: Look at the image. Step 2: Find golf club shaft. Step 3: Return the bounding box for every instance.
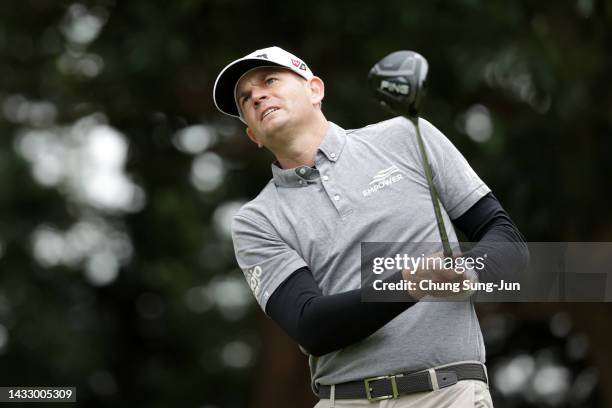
[410,117,453,258]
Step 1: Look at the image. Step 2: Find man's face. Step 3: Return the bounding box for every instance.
[235,67,318,146]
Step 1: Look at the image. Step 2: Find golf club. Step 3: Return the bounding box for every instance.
[368,50,453,258]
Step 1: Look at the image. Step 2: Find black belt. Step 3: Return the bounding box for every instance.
[317,362,487,402]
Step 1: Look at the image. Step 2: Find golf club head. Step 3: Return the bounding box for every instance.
[368,51,428,119]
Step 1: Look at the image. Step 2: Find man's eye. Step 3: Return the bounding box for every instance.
[242,96,250,105]
[265,77,277,85]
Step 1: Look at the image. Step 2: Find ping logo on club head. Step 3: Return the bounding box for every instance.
[379,80,410,95]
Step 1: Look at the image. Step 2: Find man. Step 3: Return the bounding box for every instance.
[213,46,528,407]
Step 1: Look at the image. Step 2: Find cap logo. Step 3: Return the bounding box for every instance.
[256,53,268,59]
[291,58,308,71]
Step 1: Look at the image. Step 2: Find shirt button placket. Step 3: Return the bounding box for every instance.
[318,152,348,216]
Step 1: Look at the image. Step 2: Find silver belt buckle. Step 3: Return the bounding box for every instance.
[363,375,399,401]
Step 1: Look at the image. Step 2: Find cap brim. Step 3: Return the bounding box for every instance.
[213,58,287,118]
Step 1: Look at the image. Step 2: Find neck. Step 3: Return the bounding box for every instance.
[272,111,330,169]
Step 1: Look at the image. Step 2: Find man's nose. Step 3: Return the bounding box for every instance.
[252,89,268,107]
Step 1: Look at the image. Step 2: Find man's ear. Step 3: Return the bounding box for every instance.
[246,127,263,148]
[308,76,325,105]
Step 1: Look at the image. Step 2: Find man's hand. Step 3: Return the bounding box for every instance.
[401,253,468,300]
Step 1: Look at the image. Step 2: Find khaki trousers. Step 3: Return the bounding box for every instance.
[314,380,493,408]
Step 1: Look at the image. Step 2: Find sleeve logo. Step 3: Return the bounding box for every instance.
[244,266,263,295]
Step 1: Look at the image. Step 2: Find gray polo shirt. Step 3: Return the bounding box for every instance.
[231,116,491,389]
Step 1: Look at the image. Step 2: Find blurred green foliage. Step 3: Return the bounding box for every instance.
[0,0,611,407]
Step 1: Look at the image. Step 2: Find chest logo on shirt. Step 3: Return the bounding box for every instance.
[362,165,403,197]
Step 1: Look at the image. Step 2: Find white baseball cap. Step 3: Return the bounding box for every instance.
[213,46,314,119]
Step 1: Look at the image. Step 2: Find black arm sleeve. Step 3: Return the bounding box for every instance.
[452,192,530,282]
[266,268,414,357]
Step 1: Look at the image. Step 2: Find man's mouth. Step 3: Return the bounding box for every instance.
[261,107,280,120]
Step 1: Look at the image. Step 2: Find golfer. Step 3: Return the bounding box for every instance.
[213,46,528,407]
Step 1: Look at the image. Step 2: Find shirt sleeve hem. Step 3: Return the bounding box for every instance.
[448,184,491,220]
[259,257,309,313]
